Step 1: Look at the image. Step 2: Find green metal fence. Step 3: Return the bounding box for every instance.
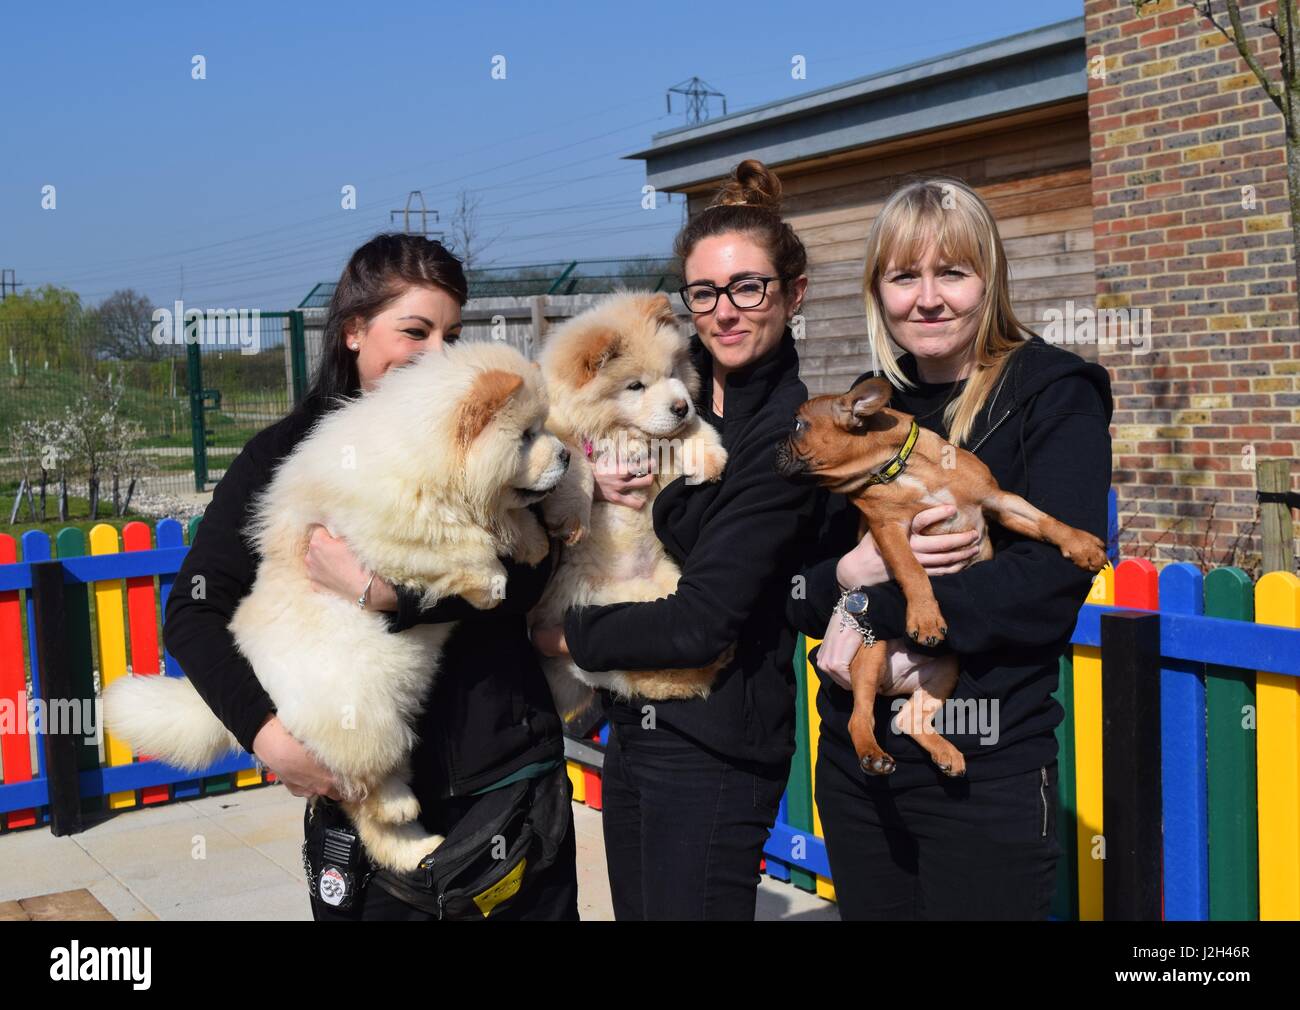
[299,256,685,306]
[183,310,306,492]
[0,312,305,520]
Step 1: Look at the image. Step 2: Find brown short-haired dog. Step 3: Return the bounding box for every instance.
[776,375,1108,778]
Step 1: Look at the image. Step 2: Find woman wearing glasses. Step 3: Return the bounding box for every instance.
[532,159,821,920]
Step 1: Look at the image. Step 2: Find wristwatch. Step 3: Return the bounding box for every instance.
[841,589,869,618]
[834,586,876,648]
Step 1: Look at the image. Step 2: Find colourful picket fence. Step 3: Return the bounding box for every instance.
[3,519,1298,922]
[0,519,275,835]
[565,558,1300,920]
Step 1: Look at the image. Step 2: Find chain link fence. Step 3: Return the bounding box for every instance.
[0,314,295,522]
[3,260,689,527]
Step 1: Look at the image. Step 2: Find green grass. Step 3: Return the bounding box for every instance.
[2,495,171,541]
[1,359,287,457]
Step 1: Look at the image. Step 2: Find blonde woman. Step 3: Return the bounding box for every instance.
[787,178,1112,920]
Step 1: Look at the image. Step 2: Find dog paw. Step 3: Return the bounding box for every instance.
[905,605,948,648]
[375,790,421,824]
[859,750,896,776]
[1061,531,1109,572]
[463,582,503,610]
[931,742,967,778]
[697,444,728,482]
[850,716,894,775]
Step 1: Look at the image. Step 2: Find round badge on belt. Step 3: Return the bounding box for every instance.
[319,865,352,907]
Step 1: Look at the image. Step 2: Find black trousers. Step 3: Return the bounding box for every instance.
[814,731,1061,921]
[306,785,580,922]
[601,718,790,920]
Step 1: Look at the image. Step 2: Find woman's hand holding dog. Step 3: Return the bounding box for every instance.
[305,524,397,611]
[816,611,955,693]
[530,624,569,658]
[819,505,985,691]
[253,714,342,801]
[835,505,983,591]
[591,454,656,510]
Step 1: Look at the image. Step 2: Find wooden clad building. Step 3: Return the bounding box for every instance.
[631,9,1300,571]
[628,18,1096,396]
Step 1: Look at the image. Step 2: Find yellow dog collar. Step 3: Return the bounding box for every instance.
[863,419,920,487]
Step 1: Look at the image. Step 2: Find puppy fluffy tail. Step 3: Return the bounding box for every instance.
[102,674,243,771]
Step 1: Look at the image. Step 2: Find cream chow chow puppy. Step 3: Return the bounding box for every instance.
[104,340,570,872]
[532,291,732,722]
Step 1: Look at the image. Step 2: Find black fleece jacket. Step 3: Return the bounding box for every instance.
[786,335,1112,786]
[562,327,821,766]
[162,399,564,813]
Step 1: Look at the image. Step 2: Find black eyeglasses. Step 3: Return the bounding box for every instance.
[678,275,779,313]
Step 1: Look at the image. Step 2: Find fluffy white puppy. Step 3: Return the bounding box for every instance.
[531,292,730,722]
[104,340,569,872]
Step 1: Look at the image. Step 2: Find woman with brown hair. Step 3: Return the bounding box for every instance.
[164,233,579,920]
[533,159,821,920]
[787,177,1112,920]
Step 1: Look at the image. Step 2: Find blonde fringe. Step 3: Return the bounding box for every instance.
[861,177,1036,446]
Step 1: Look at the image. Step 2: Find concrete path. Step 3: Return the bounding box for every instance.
[0,784,839,921]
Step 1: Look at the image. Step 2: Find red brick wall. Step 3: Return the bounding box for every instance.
[1086,0,1298,573]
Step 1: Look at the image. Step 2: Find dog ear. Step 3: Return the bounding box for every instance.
[576,330,621,385]
[644,292,676,327]
[833,377,891,429]
[457,369,525,447]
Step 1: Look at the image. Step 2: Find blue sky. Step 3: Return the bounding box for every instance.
[0,0,1082,312]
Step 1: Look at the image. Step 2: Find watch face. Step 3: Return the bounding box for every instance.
[844,592,868,615]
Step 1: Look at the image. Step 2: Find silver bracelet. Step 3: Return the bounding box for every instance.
[834,590,876,649]
[357,572,376,610]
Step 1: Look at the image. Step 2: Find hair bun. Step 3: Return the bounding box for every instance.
[709,158,783,213]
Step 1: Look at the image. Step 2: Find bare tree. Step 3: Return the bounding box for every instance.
[1137,0,1300,292]
[447,189,504,269]
[92,289,160,361]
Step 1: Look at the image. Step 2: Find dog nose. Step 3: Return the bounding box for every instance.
[774,440,803,477]
[671,399,689,418]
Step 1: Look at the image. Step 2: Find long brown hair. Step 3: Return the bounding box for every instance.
[862,177,1033,446]
[303,233,469,412]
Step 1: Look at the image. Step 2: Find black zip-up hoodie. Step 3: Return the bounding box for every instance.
[562,327,821,767]
[786,335,1112,787]
[162,399,564,817]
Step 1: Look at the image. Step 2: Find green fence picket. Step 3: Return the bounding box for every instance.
[785,633,816,892]
[1052,652,1079,920]
[1203,566,1258,921]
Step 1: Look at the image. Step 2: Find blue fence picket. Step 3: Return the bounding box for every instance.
[1158,563,1209,920]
